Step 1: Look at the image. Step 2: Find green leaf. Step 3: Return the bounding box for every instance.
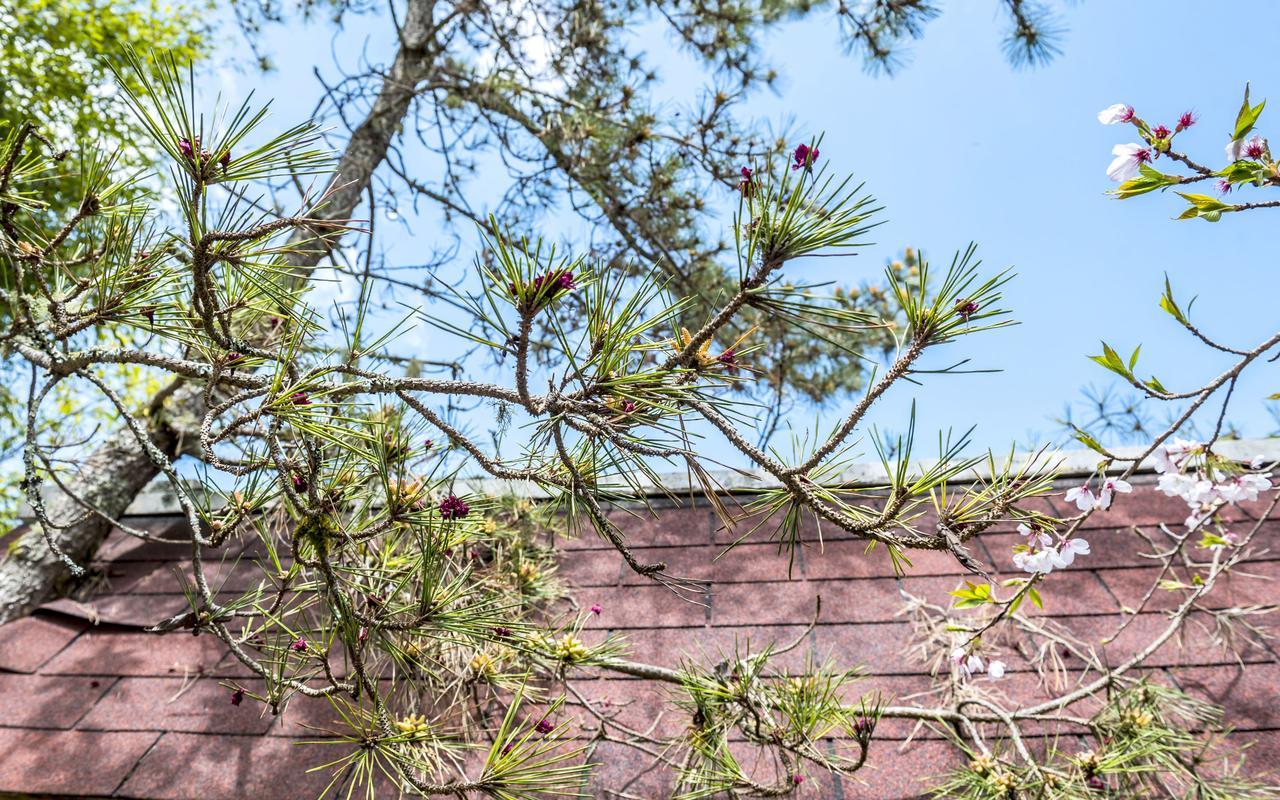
[1233,82,1266,141]
[1027,587,1044,609]
[949,581,993,609]
[1197,532,1232,550]
[1176,193,1236,221]
[1127,344,1141,371]
[1177,193,1232,212]
[1088,341,1132,379]
[1112,163,1179,200]
[1158,276,1186,324]
[1071,426,1108,456]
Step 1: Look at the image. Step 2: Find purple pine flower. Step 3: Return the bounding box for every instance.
[535,718,554,735]
[792,143,819,171]
[718,349,739,372]
[439,494,470,520]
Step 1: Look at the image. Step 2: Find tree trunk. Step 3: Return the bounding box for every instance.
[0,417,179,624]
[0,0,437,623]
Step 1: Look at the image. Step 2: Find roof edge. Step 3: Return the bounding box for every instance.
[29,437,1275,518]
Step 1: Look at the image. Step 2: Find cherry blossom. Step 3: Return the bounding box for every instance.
[1151,438,1202,475]
[1097,103,1135,125]
[1052,538,1091,569]
[1064,482,1098,512]
[1107,143,1152,182]
[950,648,1007,680]
[1097,477,1132,510]
[1013,534,1090,574]
[1013,547,1057,574]
[1224,135,1266,163]
[951,647,985,679]
[1216,473,1272,503]
[1157,471,1198,500]
[1016,522,1052,549]
[1184,505,1213,531]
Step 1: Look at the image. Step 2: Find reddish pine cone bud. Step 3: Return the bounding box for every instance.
[439,494,470,520]
[792,143,819,171]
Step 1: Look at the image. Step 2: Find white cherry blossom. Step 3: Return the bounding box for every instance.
[1097,477,1132,510]
[1217,473,1272,503]
[1051,538,1091,569]
[1016,522,1053,549]
[1013,547,1057,574]
[1097,103,1134,124]
[1065,482,1098,512]
[1107,143,1151,182]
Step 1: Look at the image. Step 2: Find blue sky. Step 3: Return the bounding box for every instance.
[207,1,1280,466]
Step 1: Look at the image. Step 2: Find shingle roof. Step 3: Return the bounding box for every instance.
[1,481,1277,799]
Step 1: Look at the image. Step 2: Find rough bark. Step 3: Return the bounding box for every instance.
[0,0,437,623]
[0,414,181,624]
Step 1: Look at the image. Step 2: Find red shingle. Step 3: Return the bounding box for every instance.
[0,673,111,728]
[0,728,158,796]
[1171,662,1280,730]
[118,732,338,800]
[0,613,87,673]
[42,629,226,677]
[78,676,276,735]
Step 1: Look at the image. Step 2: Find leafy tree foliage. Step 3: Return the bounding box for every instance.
[0,0,211,528]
